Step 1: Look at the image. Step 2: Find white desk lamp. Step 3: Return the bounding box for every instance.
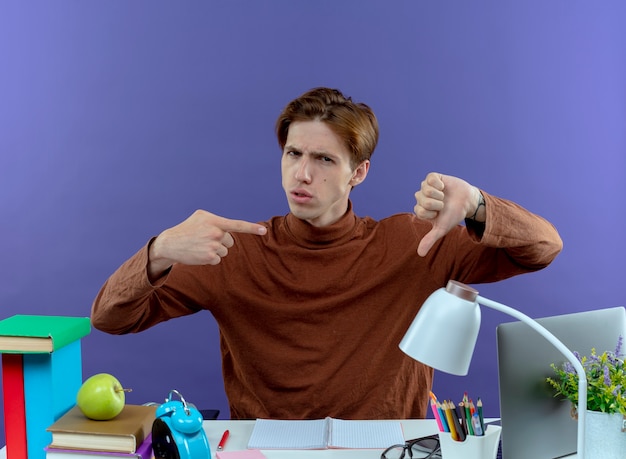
[399,280,587,458]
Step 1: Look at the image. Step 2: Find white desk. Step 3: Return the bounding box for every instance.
[204,418,491,459]
[0,418,578,459]
[202,419,579,459]
[0,421,439,459]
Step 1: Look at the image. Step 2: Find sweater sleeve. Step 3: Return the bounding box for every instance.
[478,192,563,268]
[431,191,563,285]
[90,241,203,335]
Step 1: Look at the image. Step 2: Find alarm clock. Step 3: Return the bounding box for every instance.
[152,390,211,459]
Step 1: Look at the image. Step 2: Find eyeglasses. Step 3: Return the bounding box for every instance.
[380,435,441,459]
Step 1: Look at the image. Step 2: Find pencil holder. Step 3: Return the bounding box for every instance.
[438,425,501,459]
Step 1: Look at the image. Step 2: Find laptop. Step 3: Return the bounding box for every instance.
[496,306,626,459]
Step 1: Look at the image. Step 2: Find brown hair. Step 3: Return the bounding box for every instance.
[275,87,379,168]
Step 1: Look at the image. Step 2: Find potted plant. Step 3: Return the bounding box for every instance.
[547,335,626,458]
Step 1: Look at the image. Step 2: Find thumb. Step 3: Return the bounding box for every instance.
[417,226,447,257]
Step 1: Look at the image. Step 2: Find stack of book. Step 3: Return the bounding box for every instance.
[44,404,157,459]
[0,314,91,459]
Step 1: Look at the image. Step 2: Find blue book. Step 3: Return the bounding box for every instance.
[23,340,83,459]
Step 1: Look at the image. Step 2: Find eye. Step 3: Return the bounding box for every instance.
[319,155,334,163]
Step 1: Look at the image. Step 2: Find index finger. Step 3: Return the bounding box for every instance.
[214,216,267,236]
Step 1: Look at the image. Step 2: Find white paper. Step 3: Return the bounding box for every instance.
[248,419,328,449]
[247,418,405,450]
[328,418,405,449]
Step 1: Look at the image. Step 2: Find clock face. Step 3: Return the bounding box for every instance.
[152,418,181,459]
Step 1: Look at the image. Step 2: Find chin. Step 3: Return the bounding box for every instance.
[288,203,317,221]
[289,206,312,220]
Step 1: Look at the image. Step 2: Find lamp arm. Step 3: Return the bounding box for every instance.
[477,295,587,458]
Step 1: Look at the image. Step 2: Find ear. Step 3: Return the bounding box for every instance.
[349,160,370,187]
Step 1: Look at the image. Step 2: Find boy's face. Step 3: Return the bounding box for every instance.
[281,120,369,227]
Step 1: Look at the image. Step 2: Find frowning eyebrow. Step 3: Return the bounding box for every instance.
[284,144,338,159]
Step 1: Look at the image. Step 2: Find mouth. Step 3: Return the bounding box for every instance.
[293,189,311,197]
[290,189,313,204]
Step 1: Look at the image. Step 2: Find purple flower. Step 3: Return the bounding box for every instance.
[615,335,624,357]
[613,385,622,396]
[564,362,576,374]
[604,366,611,386]
[551,337,626,415]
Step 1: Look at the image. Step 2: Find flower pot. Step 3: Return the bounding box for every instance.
[584,410,626,459]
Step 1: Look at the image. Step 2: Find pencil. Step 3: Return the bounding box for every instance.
[464,402,474,435]
[458,401,468,436]
[437,401,450,432]
[477,398,485,433]
[430,399,444,432]
[449,401,466,441]
[443,401,460,441]
[429,392,448,432]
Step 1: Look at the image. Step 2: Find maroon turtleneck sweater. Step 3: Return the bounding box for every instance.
[92,195,562,420]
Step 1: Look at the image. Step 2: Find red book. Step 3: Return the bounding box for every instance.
[2,353,28,459]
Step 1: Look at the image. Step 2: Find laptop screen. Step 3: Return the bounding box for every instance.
[496,306,626,459]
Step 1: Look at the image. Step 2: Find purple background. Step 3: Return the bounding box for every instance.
[1,1,625,446]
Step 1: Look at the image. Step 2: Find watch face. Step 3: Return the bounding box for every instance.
[152,418,181,459]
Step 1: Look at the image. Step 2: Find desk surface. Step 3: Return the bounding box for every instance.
[0,418,578,459]
[202,419,578,459]
[204,419,440,458]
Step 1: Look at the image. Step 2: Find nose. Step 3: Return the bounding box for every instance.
[295,157,312,183]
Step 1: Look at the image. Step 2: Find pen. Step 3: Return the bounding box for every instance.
[217,430,230,451]
[471,413,484,436]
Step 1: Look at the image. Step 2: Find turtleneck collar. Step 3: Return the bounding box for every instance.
[283,200,359,248]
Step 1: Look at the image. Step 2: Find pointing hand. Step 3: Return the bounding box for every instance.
[148,210,267,278]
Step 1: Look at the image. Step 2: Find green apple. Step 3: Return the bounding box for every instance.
[76,373,131,420]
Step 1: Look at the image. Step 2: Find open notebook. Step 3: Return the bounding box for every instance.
[247,418,405,449]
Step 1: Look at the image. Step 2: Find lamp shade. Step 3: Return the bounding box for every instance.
[399,281,481,375]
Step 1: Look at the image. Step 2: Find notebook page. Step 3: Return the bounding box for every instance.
[329,419,405,449]
[247,419,328,449]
